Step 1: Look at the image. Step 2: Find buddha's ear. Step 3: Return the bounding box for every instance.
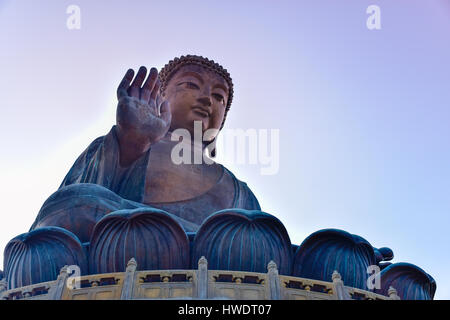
[203,128,220,159]
[204,138,217,158]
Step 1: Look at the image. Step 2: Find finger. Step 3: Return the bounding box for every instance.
[117,69,134,99]
[159,100,171,124]
[128,66,147,98]
[156,93,162,109]
[153,93,163,115]
[140,67,158,101]
[150,78,161,101]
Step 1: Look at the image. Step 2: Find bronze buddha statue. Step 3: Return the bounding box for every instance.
[32,55,261,237]
[1,56,436,300]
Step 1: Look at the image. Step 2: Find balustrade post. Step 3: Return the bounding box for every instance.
[120,258,137,300]
[388,286,401,300]
[0,278,7,299]
[331,270,351,300]
[267,261,281,300]
[47,265,70,300]
[196,256,208,299]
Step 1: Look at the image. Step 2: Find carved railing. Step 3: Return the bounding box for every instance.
[133,269,196,299]
[0,258,396,300]
[208,270,269,300]
[346,285,400,300]
[61,272,125,300]
[280,275,335,300]
[0,280,56,300]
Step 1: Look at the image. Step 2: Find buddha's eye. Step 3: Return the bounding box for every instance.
[213,93,225,104]
[184,81,200,90]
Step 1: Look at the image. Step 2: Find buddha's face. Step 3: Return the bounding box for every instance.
[163,64,229,140]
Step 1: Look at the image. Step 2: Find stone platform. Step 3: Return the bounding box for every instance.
[0,258,399,300]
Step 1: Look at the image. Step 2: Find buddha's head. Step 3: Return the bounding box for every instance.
[159,55,234,142]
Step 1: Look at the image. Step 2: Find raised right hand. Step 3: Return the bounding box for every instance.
[116,67,171,150]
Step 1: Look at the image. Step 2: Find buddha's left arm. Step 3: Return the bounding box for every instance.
[237,181,261,211]
[59,126,150,203]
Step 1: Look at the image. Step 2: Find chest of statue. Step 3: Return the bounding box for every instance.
[143,138,229,203]
[141,138,237,226]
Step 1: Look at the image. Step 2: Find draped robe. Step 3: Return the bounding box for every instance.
[32,126,261,237]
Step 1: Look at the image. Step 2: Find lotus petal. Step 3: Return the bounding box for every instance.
[192,209,292,275]
[3,226,87,289]
[88,207,190,273]
[293,229,377,290]
[375,262,436,300]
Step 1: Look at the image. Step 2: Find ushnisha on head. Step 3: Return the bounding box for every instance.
[159,55,234,134]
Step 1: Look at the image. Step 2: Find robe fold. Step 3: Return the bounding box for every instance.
[52,125,260,233]
[60,126,150,203]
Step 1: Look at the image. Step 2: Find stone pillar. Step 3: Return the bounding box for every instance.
[196,256,208,299]
[120,258,137,300]
[267,261,281,300]
[48,265,70,300]
[388,286,401,300]
[0,279,7,300]
[331,270,351,300]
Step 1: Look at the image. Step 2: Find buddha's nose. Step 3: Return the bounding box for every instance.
[197,96,212,107]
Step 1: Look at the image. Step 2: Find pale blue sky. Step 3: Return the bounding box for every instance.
[1,0,449,298]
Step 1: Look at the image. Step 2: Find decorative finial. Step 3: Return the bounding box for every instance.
[60,265,69,276]
[126,258,137,272]
[332,270,342,282]
[127,258,137,267]
[267,260,278,272]
[388,286,400,300]
[198,256,208,267]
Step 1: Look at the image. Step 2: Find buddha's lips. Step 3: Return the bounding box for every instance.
[191,106,210,118]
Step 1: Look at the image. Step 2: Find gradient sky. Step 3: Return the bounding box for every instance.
[1,0,449,299]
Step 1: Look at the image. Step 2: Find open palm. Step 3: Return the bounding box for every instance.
[116,67,171,146]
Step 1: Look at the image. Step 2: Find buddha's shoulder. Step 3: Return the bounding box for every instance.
[217,164,252,189]
[217,164,261,210]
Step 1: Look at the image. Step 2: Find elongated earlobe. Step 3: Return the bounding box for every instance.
[204,138,217,158]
